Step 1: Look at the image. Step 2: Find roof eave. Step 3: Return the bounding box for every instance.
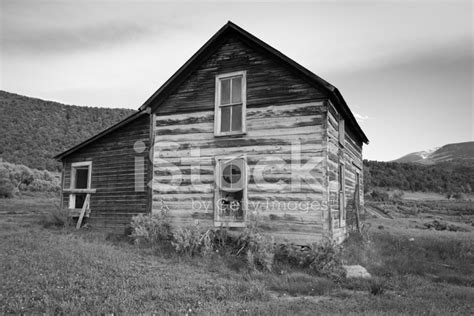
[54,110,147,160]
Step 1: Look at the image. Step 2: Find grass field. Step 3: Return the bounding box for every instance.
[1,196,473,314]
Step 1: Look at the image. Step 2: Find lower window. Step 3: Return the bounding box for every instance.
[69,161,92,209]
[214,157,247,227]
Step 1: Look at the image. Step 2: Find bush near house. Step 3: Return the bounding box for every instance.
[129,213,345,278]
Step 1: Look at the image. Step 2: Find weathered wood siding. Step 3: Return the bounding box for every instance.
[153,102,328,244]
[326,101,364,242]
[151,34,327,114]
[62,114,151,228]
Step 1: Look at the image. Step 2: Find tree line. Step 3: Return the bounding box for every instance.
[0,90,135,171]
[363,160,474,194]
[0,161,60,197]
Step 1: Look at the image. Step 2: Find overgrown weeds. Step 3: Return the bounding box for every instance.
[235,228,275,272]
[273,239,345,280]
[130,210,171,247]
[129,213,345,278]
[39,205,69,228]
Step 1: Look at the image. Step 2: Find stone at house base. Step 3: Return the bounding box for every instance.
[343,265,371,279]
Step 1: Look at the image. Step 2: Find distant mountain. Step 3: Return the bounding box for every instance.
[0,90,136,171]
[393,147,439,164]
[392,142,474,165]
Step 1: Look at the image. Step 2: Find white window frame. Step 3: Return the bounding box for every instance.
[69,161,92,209]
[214,155,248,227]
[214,71,247,136]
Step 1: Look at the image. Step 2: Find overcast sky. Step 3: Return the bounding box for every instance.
[0,0,472,161]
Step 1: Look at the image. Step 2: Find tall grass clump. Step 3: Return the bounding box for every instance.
[234,228,275,272]
[171,226,220,257]
[39,206,69,228]
[274,238,346,280]
[129,213,345,277]
[130,210,171,247]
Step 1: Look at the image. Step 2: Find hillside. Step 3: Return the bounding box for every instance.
[0,91,135,171]
[393,142,474,165]
[364,160,474,195]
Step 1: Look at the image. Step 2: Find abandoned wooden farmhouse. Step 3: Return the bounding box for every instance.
[55,22,369,244]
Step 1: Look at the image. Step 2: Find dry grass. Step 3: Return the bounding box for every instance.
[0,196,473,314]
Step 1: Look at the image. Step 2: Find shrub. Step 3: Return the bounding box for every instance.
[28,178,60,192]
[40,206,69,228]
[392,190,404,199]
[307,240,346,280]
[369,190,390,201]
[342,277,387,295]
[130,211,171,246]
[367,278,386,295]
[452,192,466,200]
[0,161,59,194]
[0,167,15,198]
[235,228,275,272]
[275,239,345,280]
[171,225,203,256]
[171,226,230,257]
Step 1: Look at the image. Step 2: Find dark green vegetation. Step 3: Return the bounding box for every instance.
[1,196,473,314]
[364,160,474,194]
[0,90,135,171]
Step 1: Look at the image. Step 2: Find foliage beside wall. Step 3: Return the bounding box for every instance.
[129,212,345,278]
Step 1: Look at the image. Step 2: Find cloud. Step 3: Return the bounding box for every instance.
[0,1,188,56]
[2,21,153,55]
[354,113,371,124]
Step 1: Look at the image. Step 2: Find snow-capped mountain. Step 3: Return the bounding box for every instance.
[392,142,474,164]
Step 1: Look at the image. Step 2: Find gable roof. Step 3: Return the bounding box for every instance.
[56,21,368,160]
[141,21,368,144]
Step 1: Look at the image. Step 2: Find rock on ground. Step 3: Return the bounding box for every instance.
[343,265,371,279]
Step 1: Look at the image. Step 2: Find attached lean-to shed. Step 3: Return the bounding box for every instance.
[55,22,368,244]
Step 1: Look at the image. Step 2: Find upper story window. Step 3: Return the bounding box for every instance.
[215,71,246,136]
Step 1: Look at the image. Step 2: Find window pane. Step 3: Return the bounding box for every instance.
[220,79,231,105]
[223,163,242,185]
[75,193,86,209]
[231,105,242,132]
[231,77,242,103]
[219,189,243,219]
[221,106,231,132]
[75,168,89,189]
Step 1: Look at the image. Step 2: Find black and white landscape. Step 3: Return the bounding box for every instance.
[0,1,472,314]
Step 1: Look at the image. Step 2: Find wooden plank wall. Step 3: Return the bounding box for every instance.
[151,34,327,115]
[153,102,329,244]
[62,114,151,229]
[326,101,364,242]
